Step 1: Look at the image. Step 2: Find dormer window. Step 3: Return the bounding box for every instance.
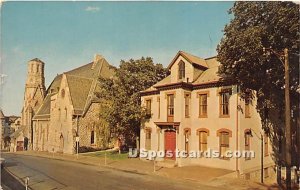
[178,61,185,80]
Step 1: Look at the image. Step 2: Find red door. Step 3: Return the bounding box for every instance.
[16,141,24,151]
[164,130,176,160]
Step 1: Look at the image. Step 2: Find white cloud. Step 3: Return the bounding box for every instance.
[85,6,100,12]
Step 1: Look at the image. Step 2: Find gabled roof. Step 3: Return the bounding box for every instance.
[141,52,222,96]
[10,126,25,138]
[34,55,115,119]
[167,51,209,70]
[66,75,93,111]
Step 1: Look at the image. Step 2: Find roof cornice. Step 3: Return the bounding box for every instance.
[140,79,235,97]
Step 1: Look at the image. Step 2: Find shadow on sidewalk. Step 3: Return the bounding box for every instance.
[1,168,26,190]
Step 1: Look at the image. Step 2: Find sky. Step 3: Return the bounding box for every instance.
[0,1,234,116]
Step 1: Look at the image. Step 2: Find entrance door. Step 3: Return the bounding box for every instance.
[164,130,176,160]
[16,141,24,151]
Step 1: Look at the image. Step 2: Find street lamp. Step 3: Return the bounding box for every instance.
[248,129,264,183]
[263,47,291,189]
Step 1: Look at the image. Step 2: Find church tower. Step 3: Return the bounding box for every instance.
[21,58,46,150]
[24,58,46,106]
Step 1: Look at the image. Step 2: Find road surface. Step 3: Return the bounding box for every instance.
[2,153,220,190]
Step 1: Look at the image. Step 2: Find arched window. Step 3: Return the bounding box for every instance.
[219,131,229,158]
[145,128,152,150]
[264,134,269,156]
[58,108,61,120]
[184,128,191,153]
[61,89,65,98]
[65,108,67,119]
[178,61,185,80]
[91,130,95,144]
[217,129,232,159]
[199,131,208,151]
[244,129,251,160]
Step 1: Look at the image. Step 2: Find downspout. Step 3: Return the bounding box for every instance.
[76,115,79,154]
[236,86,240,176]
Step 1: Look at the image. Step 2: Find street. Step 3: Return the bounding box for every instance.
[1,153,220,190]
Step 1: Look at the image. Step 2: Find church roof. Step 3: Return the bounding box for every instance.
[33,55,115,119]
[0,109,5,119]
[66,75,93,111]
[30,58,45,64]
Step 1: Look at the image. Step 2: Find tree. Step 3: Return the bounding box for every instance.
[97,57,168,147]
[217,2,299,188]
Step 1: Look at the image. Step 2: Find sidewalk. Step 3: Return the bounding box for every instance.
[11,151,277,189]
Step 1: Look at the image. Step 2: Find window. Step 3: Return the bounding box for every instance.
[245,131,251,160]
[37,65,39,73]
[167,94,174,117]
[91,130,95,144]
[185,93,190,117]
[199,131,208,151]
[65,108,68,119]
[199,94,208,117]
[264,168,269,178]
[220,91,230,117]
[264,134,269,156]
[145,99,151,116]
[178,61,185,80]
[145,130,151,150]
[219,132,230,158]
[61,89,65,98]
[245,94,251,118]
[58,108,61,120]
[184,129,190,153]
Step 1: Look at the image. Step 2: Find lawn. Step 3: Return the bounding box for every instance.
[82,150,128,160]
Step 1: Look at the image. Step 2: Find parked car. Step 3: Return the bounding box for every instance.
[0,157,5,169]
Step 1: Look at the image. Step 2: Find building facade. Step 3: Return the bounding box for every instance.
[32,55,115,154]
[140,51,274,180]
[0,110,20,150]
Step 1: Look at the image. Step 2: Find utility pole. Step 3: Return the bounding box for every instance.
[284,48,292,190]
[261,133,264,184]
[263,47,292,189]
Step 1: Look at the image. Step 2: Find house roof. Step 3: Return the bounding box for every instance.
[167,51,209,70]
[141,52,221,95]
[33,55,114,119]
[10,126,25,138]
[193,66,220,84]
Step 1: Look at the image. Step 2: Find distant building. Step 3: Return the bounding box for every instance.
[10,117,23,152]
[0,109,20,150]
[140,51,274,180]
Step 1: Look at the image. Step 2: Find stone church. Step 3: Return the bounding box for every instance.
[19,55,115,154]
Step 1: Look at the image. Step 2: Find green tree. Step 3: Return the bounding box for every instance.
[217,2,299,187]
[97,57,168,147]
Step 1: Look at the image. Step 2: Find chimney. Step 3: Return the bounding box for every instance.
[92,54,103,69]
